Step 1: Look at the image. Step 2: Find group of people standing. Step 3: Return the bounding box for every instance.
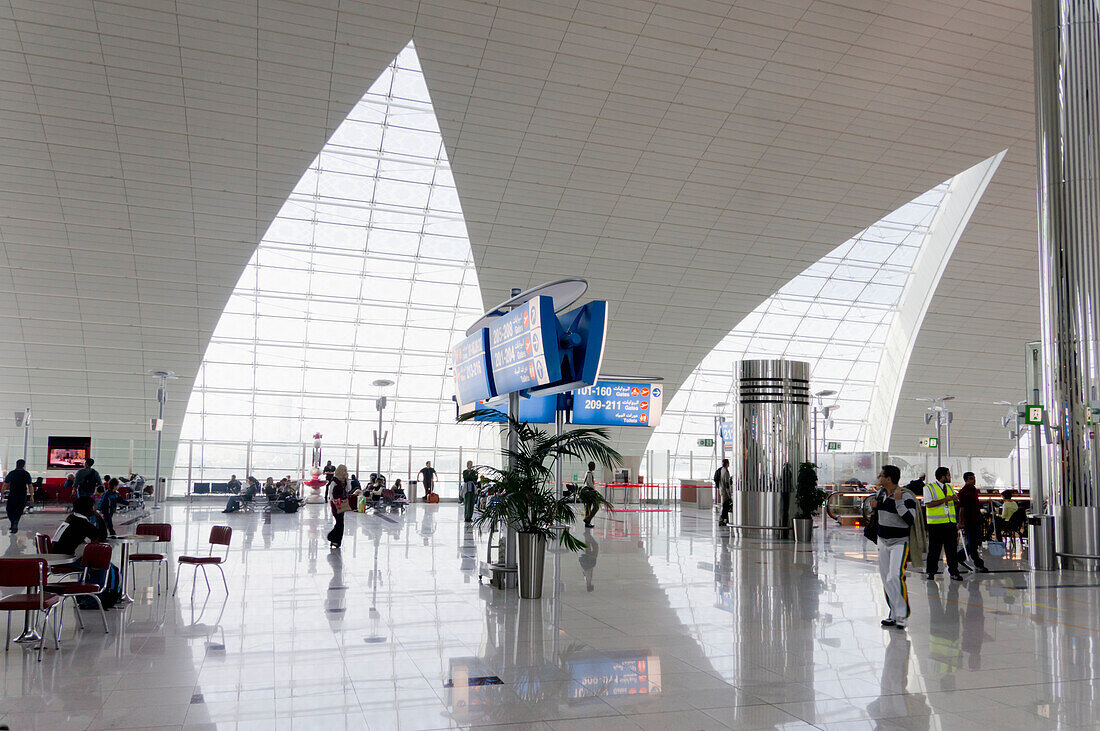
[872,465,1013,631]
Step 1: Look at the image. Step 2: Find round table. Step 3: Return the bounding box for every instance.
[107,535,158,604]
[8,553,77,644]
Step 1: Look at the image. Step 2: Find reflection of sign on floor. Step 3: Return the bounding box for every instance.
[444,675,502,688]
[568,652,661,701]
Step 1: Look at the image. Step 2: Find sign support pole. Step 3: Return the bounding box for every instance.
[554,408,564,501]
[505,390,520,588]
[21,408,30,462]
[936,411,943,467]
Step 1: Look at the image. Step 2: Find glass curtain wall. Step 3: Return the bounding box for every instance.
[647,153,1004,462]
[171,42,499,497]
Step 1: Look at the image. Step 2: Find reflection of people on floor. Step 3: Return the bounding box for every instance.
[579,528,599,592]
[714,533,732,585]
[925,580,963,680]
[420,509,436,543]
[867,632,930,729]
[326,550,346,624]
[961,584,988,670]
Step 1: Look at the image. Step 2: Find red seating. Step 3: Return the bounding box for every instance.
[45,543,113,635]
[173,526,231,597]
[0,558,61,661]
[129,523,171,595]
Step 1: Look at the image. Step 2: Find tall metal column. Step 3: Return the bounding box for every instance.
[1033,0,1100,563]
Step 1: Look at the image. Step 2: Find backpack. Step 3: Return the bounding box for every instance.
[77,564,121,610]
[79,470,99,494]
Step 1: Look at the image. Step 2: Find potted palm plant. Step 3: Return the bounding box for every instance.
[793,461,827,542]
[460,409,620,599]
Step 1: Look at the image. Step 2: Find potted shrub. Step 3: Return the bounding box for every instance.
[793,461,827,542]
[460,409,620,599]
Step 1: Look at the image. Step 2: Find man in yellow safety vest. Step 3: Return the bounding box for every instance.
[924,466,963,581]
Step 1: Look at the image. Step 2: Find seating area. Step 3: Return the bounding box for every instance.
[1,514,232,662]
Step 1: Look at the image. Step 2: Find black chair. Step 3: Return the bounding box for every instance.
[998,508,1028,553]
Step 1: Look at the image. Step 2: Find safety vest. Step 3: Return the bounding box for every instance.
[924,481,957,524]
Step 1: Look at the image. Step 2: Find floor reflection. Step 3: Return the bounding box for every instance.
[7,500,1100,729]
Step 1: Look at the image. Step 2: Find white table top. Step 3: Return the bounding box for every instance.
[107,534,158,543]
[7,553,75,566]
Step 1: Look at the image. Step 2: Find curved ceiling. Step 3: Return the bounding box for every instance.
[0,0,1037,468]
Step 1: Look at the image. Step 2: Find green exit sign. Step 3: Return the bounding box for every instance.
[920,437,939,449]
[1025,405,1044,425]
[698,438,715,447]
[826,441,841,451]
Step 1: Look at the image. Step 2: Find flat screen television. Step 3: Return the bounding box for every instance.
[47,436,91,471]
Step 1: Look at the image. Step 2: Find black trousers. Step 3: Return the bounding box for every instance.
[956,523,986,570]
[583,501,599,525]
[926,522,961,576]
[327,512,344,547]
[6,496,26,530]
[719,497,732,525]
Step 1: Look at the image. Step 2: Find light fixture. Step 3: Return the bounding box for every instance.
[149,370,178,509]
[814,389,837,398]
[372,379,394,478]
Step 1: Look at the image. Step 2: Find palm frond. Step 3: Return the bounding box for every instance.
[460,404,623,552]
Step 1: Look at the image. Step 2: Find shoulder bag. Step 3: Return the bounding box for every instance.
[863,490,882,544]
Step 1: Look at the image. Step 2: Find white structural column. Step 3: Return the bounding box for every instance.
[1033,0,1100,563]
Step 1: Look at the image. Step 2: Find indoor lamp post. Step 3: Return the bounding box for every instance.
[372,379,394,479]
[917,395,955,467]
[713,401,730,465]
[812,389,837,464]
[995,400,1027,490]
[150,370,177,509]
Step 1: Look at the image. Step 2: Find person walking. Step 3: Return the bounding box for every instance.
[3,458,33,533]
[418,461,437,499]
[580,462,601,527]
[322,460,336,500]
[954,471,990,573]
[714,458,732,527]
[98,477,121,537]
[925,467,963,581]
[461,460,478,523]
[327,464,355,549]
[871,465,918,629]
[73,457,102,499]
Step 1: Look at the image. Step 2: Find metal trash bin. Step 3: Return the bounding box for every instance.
[1028,514,1056,571]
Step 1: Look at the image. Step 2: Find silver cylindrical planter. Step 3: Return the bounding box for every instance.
[517,532,546,599]
[1033,0,1100,567]
[733,359,810,530]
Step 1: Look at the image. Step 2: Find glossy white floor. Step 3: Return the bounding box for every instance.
[1,499,1097,730]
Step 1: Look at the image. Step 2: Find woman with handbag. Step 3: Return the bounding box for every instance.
[327,464,355,549]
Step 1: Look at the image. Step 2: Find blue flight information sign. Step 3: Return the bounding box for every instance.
[571,381,663,427]
[452,330,494,404]
[488,295,561,395]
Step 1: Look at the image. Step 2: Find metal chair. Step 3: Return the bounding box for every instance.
[129,523,172,595]
[46,543,113,635]
[173,526,232,597]
[0,558,61,661]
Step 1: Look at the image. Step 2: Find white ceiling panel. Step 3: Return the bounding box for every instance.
[1,0,1040,468]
